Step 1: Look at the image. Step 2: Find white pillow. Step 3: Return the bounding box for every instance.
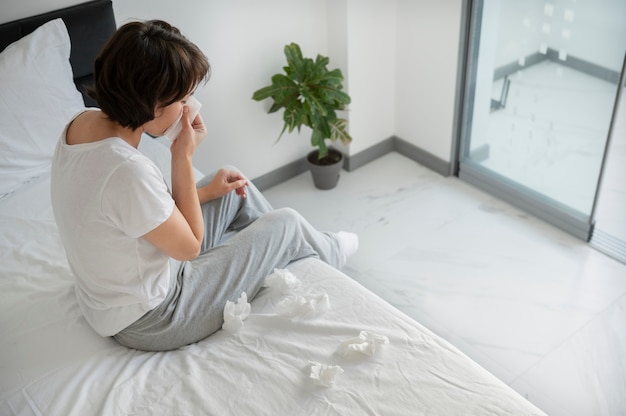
[0,18,85,198]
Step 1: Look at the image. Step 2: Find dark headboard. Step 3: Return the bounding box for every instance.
[0,0,117,107]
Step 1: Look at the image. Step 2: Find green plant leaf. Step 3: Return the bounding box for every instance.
[284,43,306,82]
[252,41,352,158]
[301,88,329,118]
[283,100,305,132]
[311,129,328,159]
[329,118,352,145]
[268,91,300,114]
[252,74,298,105]
[310,54,330,79]
[310,112,333,139]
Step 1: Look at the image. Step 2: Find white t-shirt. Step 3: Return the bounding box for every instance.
[51,111,175,336]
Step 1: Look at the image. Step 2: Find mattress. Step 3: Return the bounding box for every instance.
[0,138,545,415]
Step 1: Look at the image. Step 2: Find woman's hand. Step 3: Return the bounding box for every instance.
[170,105,207,158]
[198,168,250,203]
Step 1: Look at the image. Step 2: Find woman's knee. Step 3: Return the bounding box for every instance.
[254,208,303,233]
[270,207,303,223]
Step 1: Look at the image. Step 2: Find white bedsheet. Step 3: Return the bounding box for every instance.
[0,140,545,416]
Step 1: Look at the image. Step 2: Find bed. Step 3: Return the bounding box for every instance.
[0,1,546,415]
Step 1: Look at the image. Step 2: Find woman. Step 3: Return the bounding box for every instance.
[51,20,358,351]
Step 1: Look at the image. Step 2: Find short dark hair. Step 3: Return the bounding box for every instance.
[88,20,210,130]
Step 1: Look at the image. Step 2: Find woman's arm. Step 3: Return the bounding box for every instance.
[143,107,205,260]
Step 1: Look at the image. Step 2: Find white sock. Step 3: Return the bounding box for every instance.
[336,231,359,263]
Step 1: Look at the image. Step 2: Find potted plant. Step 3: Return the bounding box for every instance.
[252,42,352,189]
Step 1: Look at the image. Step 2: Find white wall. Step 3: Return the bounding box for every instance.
[2,0,464,176]
[343,0,396,155]
[493,0,544,67]
[325,0,349,156]
[549,0,626,71]
[395,0,463,162]
[492,0,626,71]
[0,0,80,22]
[113,0,330,179]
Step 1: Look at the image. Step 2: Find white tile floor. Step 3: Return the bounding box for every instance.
[263,152,626,416]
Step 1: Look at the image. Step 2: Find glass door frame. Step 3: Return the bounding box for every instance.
[589,53,626,262]
[454,0,622,241]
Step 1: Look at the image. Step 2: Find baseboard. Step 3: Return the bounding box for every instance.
[253,137,452,191]
[545,48,620,84]
[392,137,451,177]
[494,49,620,84]
[252,158,308,191]
[343,137,395,171]
[494,52,547,80]
[345,136,451,177]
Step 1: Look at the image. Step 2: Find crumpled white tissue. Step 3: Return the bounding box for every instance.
[163,95,202,142]
[222,292,251,331]
[263,268,301,294]
[337,331,390,357]
[276,292,330,319]
[308,361,344,387]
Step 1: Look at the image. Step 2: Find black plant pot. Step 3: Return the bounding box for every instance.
[306,149,344,190]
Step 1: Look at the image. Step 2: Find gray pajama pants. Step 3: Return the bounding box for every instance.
[114,169,343,351]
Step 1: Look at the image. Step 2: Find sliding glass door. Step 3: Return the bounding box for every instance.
[591,55,626,263]
[459,0,626,239]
